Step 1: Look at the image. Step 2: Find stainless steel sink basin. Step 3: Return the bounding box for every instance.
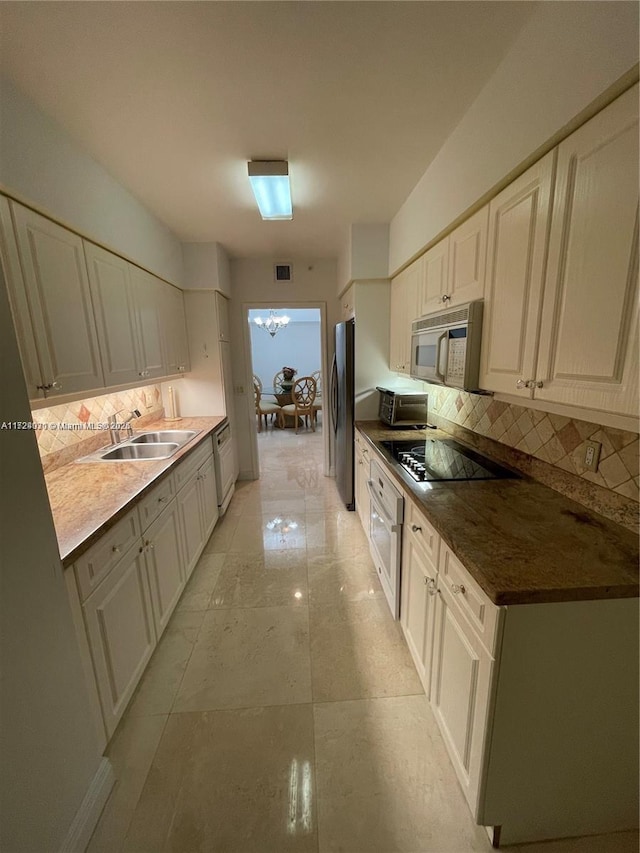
[130,430,198,445]
[100,443,179,460]
[77,427,201,463]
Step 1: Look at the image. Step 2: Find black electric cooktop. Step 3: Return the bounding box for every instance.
[379,438,518,484]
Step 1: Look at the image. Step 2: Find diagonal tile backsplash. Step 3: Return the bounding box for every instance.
[32,385,164,472]
[426,384,639,504]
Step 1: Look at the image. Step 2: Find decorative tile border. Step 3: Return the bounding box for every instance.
[33,385,164,472]
[425,384,639,504]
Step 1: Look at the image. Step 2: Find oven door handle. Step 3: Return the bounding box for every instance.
[435,332,448,383]
[366,480,401,532]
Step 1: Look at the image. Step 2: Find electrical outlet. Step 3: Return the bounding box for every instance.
[584,440,602,472]
[234,385,245,395]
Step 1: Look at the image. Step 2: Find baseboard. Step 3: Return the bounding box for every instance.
[59,758,115,853]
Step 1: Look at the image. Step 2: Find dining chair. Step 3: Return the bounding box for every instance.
[254,383,281,432]
[311,370,322,424]
[272,370,285,392]
[253,373,263,392]
[278,376,317,433]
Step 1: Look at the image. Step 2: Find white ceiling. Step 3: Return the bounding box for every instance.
[0,2,535,259]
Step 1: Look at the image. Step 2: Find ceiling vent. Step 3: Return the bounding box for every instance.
[274,263,293,283]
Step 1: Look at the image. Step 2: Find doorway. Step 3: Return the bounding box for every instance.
[243,303,329,482]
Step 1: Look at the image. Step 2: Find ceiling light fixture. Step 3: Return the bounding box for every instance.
[254,309,290,337]
[248,160,292,220]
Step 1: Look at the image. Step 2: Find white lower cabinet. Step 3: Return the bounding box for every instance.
[143,500,185,640]
[177,472,203,579]
[82,542,156,738]
[354,431,370,532]
[430,573,495,817]
[70,436,219,742]
[177,447,218,580]
[400,535,437,696]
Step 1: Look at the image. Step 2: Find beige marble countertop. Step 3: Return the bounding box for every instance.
[45,416,226,567]
[356,421,639,606]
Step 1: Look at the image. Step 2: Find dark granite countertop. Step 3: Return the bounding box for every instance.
[356,421,639,606]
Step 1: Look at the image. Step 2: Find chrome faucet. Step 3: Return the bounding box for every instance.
[108,408,141,444]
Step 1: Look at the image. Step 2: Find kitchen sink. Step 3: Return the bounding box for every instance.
[77,427,201,463]
[130,430,198,444]
[99,443,179,460]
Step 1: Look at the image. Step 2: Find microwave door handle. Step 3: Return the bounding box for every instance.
[435,332,448,383]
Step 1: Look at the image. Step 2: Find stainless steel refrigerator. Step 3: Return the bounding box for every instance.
[330,319,355,510]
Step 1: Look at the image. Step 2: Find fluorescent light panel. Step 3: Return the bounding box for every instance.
[248,160,292,220]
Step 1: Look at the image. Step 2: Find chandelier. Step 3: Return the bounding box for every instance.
[254,309,290,337]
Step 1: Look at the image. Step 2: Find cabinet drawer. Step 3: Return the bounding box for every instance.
[405,500,440,567]
[174,438,213,491]
[137,473,175,530]
[74,508,141,601]
[438,544,500,655]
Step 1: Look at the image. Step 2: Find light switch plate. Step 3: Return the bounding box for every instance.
[584,440,602,472]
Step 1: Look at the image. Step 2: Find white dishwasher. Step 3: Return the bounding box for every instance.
[213,421,235,515]
[366,458,404,619]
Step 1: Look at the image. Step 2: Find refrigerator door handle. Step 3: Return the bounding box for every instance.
[330,352,338,436]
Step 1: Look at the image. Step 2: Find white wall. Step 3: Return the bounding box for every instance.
[229,258,340,479]
[182,242,231,296]
[250,317,322,390]
[389,2,640,272]
[0,76,184,283]
[0,267,105,850]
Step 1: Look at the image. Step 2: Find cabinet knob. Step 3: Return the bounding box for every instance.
[112,545,121,554]
[533,380,544,388]
[516,379,529,389]
[451,583,466,595]
[442,294,451,303]
[158,496,168,503]
[37,381,63,392]
[411,524,422,533]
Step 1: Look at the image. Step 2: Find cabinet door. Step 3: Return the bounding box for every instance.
[198,452,219,543]
[480,152,556,396]
[84,242,144,386]
[0,196,43,397]
[163,283,190,375]
[536,85,639,416]
[129,266,165,379]
[83,545,156,737]
[11,202,104,397]
[177,471,204,580]
[390,260,420,373]
[400,535,438,697]
[447,205,488,306]
[419,238,449,316]
[144,501,185,640]
[431,581,494,818]
[215,290,230,341]
[354,441,370,533]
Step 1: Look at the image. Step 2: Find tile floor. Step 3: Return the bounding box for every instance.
[88,424,639,853]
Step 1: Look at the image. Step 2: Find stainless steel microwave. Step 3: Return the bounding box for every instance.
[410,300,484,390]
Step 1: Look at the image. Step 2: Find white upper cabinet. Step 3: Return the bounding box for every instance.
[480,152,556,396]
[129,266,165,379]
[447,205,489,307]
[9,202,104,398]
[419,238,449,317]
[390,258,421,373]
[416,204,488,319]
[163,283,190,375]
[535,85,639,416]
[84,242,144,386]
